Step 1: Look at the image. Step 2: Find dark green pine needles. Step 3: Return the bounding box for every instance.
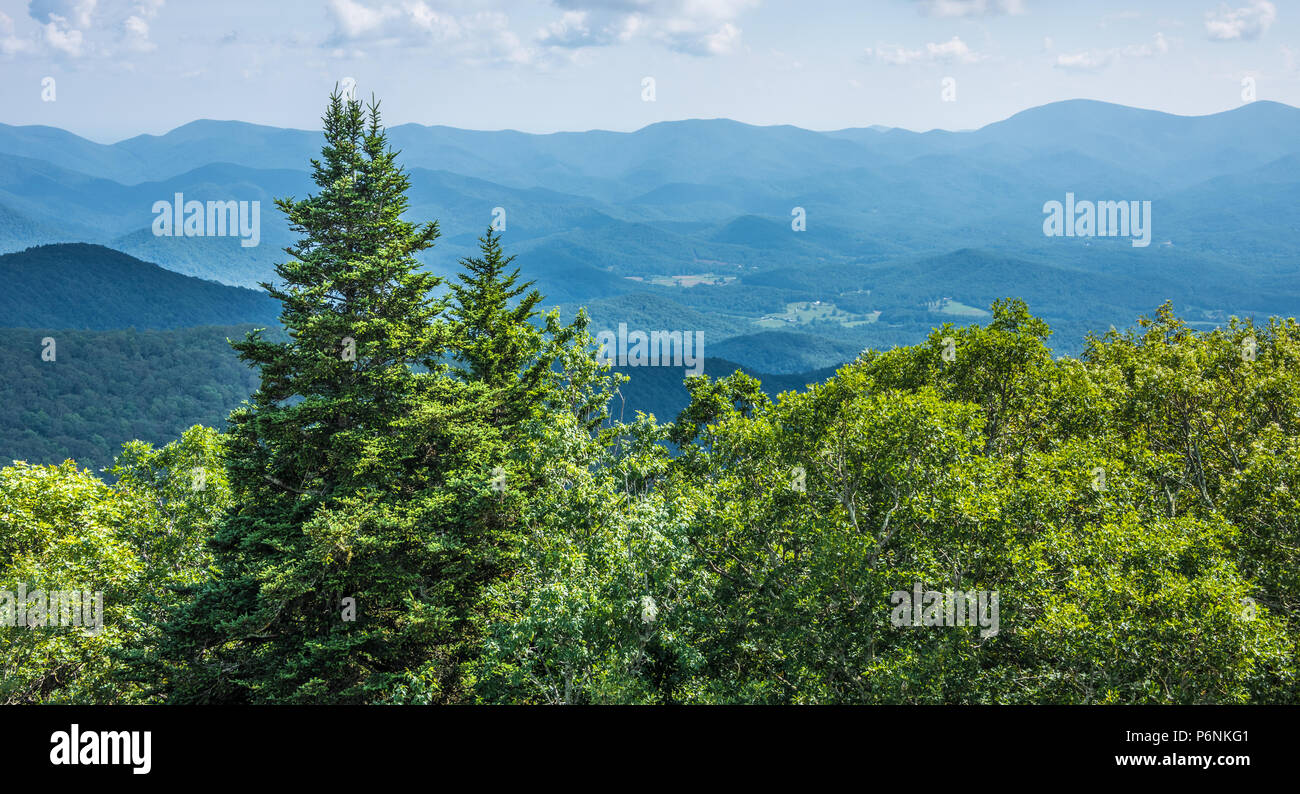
[158,93,547,703]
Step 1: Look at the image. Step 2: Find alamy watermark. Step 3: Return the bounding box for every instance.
[152,192,261,247]
[1,586,103,634]
[596,323,705,375]
[50,724,151,775]
[890,583,999,638]
[1043,192,1152,248]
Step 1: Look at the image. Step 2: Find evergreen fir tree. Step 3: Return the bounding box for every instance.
[160,92,507,704]
[447,227,550,428]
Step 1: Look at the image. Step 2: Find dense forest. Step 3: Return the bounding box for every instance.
[2,95,1296,704]
[0,326,266,472]
[0,323,828,472]
[0,244,279,330]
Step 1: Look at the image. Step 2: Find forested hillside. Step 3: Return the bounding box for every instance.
[0,326,266,471]
[0,322,826,471]
[0,244,279,330]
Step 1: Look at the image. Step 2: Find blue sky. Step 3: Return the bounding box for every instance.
[0,0,1296,141]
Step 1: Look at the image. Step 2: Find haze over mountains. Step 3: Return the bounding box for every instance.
[0,240,836,470]
[3,98,1299,467]
[3,98,1298,369]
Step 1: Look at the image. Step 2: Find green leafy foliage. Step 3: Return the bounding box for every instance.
[0,426,226,703]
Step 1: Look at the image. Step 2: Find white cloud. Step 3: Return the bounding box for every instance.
[29,0,98,30]
[867,36,987,65]
[15,0,166,58]
[540,0,757,56]
[537,9,641,49]
[538,11,600,47]
[682,20,740,55]
[329,0,397,39]
[0,11,35,55]
[41,19,85,56]
[327,0,754,61]
[910,0,1025,17]
[123,0,164,53]
[123,14,151,51]
[28,0,93,56]
[329,0,462,42]
[327,1,535,65]
[657,16,744,55]
[1205,1,1276,41]
[1054,32,1168,72]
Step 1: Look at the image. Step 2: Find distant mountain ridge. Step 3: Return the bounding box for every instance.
[2,98,1299,372]
[0,243,279,330]
[9,99,1295,183]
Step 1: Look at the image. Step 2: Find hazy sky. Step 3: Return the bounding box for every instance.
[1,0,1296,141]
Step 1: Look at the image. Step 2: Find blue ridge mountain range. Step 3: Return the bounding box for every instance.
[2,99,1298,355]
[2,98,1298,466]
